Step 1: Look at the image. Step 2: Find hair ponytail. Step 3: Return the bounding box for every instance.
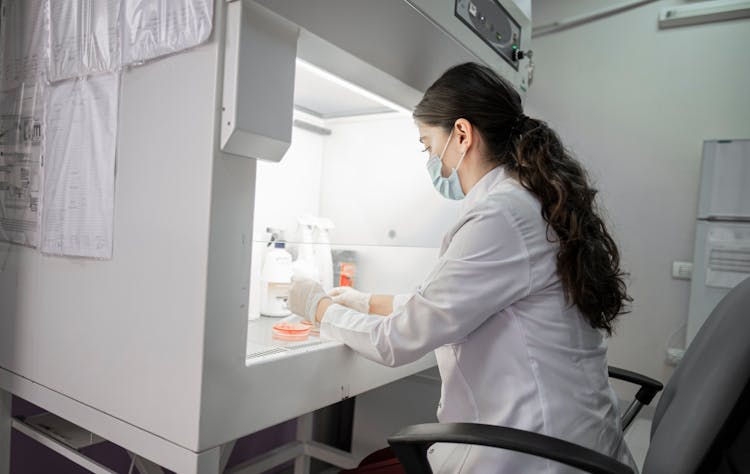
[512,117,631,335]
[414,62,631,335]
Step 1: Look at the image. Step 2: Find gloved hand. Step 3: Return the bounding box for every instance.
[288,277,330,322]
[328,286,371,314]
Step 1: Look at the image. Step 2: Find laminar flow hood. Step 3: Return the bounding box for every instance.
[220,0,532,161]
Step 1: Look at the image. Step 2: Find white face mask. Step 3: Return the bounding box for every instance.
[425,129,467,200]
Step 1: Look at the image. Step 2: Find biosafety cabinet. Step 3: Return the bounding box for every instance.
[0,1,532,472]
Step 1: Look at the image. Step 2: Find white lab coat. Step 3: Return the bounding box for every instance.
[320,166,638,473]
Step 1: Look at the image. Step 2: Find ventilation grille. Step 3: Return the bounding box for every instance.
[246,340,324,361]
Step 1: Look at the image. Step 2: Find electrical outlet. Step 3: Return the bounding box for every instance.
[672,261,693,280]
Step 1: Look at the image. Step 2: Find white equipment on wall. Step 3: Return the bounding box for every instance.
[687,139,750,345]
[658,0,750,29]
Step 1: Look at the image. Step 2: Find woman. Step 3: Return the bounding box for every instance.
[289,62,637,473]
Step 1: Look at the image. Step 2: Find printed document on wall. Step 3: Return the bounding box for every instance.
[0,82,44,247]
[41,74,119,259]
[122,0,213,64]
[0,0,47,247]
[48,0,122,81]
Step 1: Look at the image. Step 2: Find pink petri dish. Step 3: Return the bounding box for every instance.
[272,321,312,341]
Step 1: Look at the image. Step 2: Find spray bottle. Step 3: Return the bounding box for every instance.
[313,217,335,291]
[292,215,320,282]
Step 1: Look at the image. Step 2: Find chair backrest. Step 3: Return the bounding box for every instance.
[643,276,750,473]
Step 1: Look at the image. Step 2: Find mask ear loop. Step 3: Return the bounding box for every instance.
[438,129,454,162]
[444,124,467,172]
[454,150,467,171]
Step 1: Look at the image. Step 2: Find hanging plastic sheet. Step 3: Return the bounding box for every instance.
[122,0,214,65]
[0,0,47,247]
[41,73,119,259]
[48,0,214,80]
[48,0,121,81]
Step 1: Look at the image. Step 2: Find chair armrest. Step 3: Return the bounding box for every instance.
[608,366,664,405]
[388,423,634,474]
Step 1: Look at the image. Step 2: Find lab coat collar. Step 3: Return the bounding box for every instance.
[460,165,510,215]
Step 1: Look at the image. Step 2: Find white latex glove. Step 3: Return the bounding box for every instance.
[328,286,371,314]
[288,277,330,322]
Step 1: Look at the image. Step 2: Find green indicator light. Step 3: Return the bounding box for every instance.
[512,45,517,50]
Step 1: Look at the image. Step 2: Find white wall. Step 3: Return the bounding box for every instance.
[251,111,326,242]
[248,112,461,318]
[320,114,460,294]
[525,0,750,387]
[319,114,460,249]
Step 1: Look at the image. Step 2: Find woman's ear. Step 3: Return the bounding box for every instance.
[454,118,473,152]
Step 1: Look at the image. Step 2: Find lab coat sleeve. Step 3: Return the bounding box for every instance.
[320,204,531,367]
[391,294,412,314]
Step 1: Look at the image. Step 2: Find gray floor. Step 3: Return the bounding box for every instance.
[624,416,652,473]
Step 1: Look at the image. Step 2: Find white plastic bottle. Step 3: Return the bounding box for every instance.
[260,241,294,317]
[313,217,335,292]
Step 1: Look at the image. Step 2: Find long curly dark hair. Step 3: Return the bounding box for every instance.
[414,62,631,335]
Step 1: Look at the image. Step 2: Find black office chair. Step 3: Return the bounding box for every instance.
[388,276,750,474]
